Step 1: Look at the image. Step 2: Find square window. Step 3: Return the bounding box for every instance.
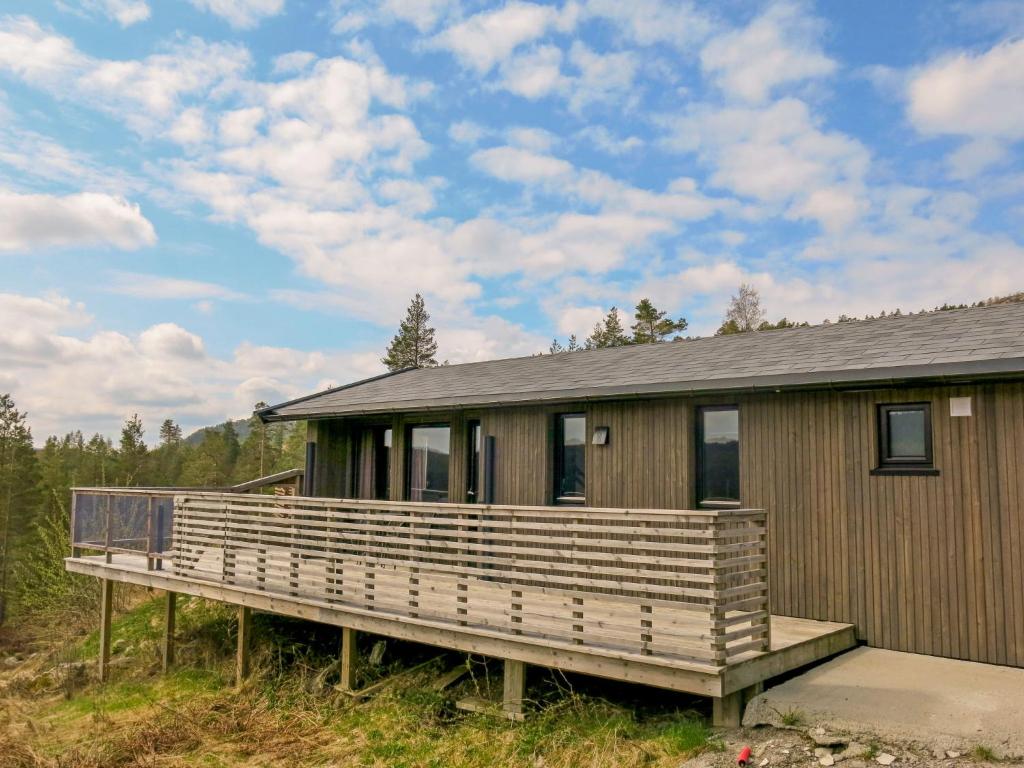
[876,403,934,473]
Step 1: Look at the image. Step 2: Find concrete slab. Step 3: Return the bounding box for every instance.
[744,646,1024,759]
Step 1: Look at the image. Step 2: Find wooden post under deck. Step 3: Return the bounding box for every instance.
[98,578,114,683]
[338,627,358,692]
[503,659,527,719]
[712,682,764,728]
[236,606,253,685]
[162,591,176,674]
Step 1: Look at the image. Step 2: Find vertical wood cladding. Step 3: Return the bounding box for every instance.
[313,381,1024,668]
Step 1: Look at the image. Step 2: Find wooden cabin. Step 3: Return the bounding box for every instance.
[66,303,1023,725]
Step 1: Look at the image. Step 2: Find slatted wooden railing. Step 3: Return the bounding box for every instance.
[171,493,768,668]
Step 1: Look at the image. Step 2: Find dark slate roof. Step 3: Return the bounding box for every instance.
[260,303,1024,421]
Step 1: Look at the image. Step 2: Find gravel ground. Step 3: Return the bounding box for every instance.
[680,724,1012,768]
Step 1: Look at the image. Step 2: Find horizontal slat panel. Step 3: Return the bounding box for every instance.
[170,493,768,669]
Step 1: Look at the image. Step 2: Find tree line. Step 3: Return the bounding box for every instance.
[381,286,1024,368]
[0,398,305,627]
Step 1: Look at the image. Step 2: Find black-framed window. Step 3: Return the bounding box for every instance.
[554,413,586,504]
[696,405,740,507]
[407,424,450,502]
[373,427,391,501]
[875,403,935,474]
[466,420,481,503]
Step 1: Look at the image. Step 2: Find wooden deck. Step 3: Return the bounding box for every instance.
[66,490,856,723]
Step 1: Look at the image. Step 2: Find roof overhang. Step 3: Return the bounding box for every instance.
[257,357,1024,423]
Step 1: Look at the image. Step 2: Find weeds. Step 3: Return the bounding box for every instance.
[972,744,998,762]
[2,596,723,768]
[772,705,805,727]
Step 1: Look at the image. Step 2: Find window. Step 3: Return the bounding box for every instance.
[466,420,481,503]
[696,406,740,507]
[875,403,936,475]
[373,427,391,500]
[554,414,586,504]
[407,425,450,502]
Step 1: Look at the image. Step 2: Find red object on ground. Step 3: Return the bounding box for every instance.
[737,746,752,765]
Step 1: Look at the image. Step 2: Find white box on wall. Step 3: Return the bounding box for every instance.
[950,397,972,417]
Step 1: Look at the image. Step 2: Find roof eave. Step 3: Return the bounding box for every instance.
[258,357,1024,422]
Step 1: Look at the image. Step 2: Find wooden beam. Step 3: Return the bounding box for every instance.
[98,578,114,683]
[503,659,527,719]
[338,627,358,692]
[712,689,743,728]
[236,606,253,685]
[66,558,727,697]
[162,591,176,674]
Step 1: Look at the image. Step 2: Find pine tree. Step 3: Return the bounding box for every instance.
[234,403,286,482]
[586,307,631,348]
[382,294,439,371]
[716,284,766,335]
[116,414,147,485]
[151,419,185,486]
[159,419,183,445]
[0,394,41,624]
[631,299,688,343]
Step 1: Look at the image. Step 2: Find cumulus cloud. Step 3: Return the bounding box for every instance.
[664,98,870,231]
[907,38,1024,140]
[0,189,156,251]
[0,291,380,441]
[0,17,250,133]
[700,0,836,103]
[187,0,285,29]
[429,2,575,74]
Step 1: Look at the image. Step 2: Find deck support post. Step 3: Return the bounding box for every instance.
[162,591,176,674]
[236,606,253,686]
[98,578,114,683]
[712,683,763,728]
[338,627,358,692]
[502,659,526,719]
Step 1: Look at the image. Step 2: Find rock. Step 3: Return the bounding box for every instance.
[875,755,896,766]
[111,638,128,654]
[945,752,961,759]
[839,743,866,760]
[820,755,836,766]
[759,759,769,767]
[812,731,849,747]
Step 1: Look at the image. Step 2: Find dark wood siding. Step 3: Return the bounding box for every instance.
[310,381,1024,668]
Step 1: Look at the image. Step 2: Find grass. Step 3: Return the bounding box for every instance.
[972,745,999,763]
[1,596,724,768]
[773,706,805,727]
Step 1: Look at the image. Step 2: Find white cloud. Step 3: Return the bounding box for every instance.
[575,126,643,155]
[498,45,565,99]
[187,0,285,29]
[106,271,245,300]
[139,323,206,360]
[907,38,1024,140]
[583,0,713,48]
[429,2,573,74]
[700,0,836,103]
[471,146,574,183]
[0,291,380,441]
[67,0,151,27]
[664,98,870,231]
[946,137,1009,180]
[167,107,210,146]
[0,189,156,251]
[448,120,486,145]
[271,50,316,76]
[0,17,251,133]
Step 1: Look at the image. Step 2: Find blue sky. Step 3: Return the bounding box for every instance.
[0,0,1022,440]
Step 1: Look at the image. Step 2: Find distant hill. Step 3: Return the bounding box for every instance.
[185,418,253,446]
